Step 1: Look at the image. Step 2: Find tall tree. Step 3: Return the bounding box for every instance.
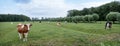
[106,12,118,23]
[92,13,99,22]
[117,13,120,23]
[67,9,80,17]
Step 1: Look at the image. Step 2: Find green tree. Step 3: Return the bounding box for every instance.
[106,12,118,23]
[92,13,99,22]
[84,15,94,22]
[72,16,81,23]
[0,14,31,22]
[88,15,94,22]
[67,1,120,21]
[81,16,85,22]
[84,15,89,22]
[67,9,80,17]
[117,13,120,23]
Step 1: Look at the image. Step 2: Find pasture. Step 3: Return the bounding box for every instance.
[0,22,120,46]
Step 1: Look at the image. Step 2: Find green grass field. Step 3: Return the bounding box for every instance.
[0,22,120,46]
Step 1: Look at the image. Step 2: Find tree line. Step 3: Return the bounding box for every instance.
[0,14,31,22]
[41,13,99,23]
[41,12,120,23]
[67,1,120,21]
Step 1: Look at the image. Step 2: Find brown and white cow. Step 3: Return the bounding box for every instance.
[57,22,61,26]
[17,23,32,41]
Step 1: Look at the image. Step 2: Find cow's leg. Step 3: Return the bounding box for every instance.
[107,27,109,29]
[109,26,111,30]
[24,33,28,41]
[106,26,109,29]
[22,33,26,41]
[18,33,22,40]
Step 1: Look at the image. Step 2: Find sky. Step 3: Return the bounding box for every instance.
[0,0,120,18]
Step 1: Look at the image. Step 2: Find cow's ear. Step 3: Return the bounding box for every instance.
[24,24,27,27]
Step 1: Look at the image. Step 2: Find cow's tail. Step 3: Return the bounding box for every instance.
[22,33,25,38]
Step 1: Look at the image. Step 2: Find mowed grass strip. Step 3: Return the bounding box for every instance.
[0,22,120,46]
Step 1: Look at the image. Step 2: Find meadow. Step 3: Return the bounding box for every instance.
[0,22,120,46]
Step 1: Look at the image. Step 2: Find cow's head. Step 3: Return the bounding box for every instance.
[25,24,32,31]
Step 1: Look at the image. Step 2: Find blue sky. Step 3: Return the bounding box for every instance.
[0,0,119,18]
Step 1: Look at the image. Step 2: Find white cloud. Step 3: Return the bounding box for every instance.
[15,0,114,18]
[16,0,71,18]
[81,1,113,8]
[67,0,114,10]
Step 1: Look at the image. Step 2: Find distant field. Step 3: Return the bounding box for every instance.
[0,22,120,46]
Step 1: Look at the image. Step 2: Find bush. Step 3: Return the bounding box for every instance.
[84,15,93,22]
[78,16,84,22]
[88,15,94,22]
[117,13,120,23]
[81,16,85,22]
[106,12,118,23]
[66,17,72,22]
[92,13,99,22]
[84,15,89,22]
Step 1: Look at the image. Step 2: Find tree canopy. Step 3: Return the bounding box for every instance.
[106,12,120,23]
[0,14,31,22]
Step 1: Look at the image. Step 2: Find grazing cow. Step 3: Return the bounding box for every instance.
[57,22,61,26]
[17,23,32,41]
[105,21,112,29]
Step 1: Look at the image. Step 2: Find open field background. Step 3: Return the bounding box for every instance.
[0,22,120,46]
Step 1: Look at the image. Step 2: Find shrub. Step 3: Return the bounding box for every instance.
[92,13,99,22]
[117,13,120,23]
[106,12,118,23]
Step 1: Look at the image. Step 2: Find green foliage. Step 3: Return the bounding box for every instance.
[67,9,80,17]
[41,13,99,23]
[117,13,120,22]
[106,12,119,23]
[84,15,89,22]
[65,17,72,22]
[88,15,94,22]
[84,15,94,22]
[78,16,84,22]
[0,14,31,22]
[67,1,120,21]
[92,13,99,22]
[72,16,77,22]
[72,16,82,23]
